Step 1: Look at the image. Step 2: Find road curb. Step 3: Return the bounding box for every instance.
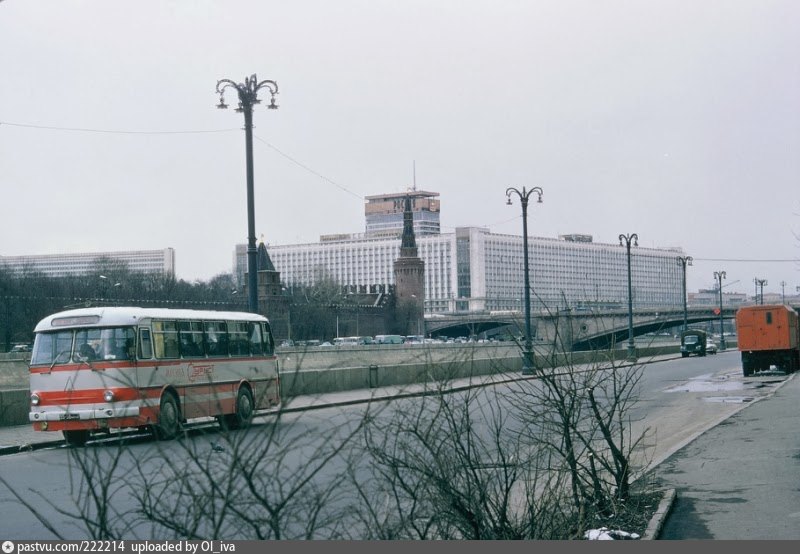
[642,488,676,540]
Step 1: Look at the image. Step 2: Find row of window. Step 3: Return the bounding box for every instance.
[143,320,275,360]
[31,320,276,366]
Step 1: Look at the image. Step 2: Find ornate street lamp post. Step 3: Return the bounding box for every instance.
[714,271,727,350]
[677,256,693,332]
[619,233,638,360]
[506,186,543,375]
[216,74,279,313]
[754,278,767,305]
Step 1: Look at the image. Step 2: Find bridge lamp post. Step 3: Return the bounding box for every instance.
[619,233,638,360]
[677,256,693,332]
[506,186,543,375]
[714,271,727,350]
[216,74,279,314]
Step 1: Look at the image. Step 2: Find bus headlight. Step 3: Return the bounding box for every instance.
[30,393,40,406]
[103,390,115,403]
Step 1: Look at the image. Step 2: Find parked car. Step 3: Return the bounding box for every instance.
[10,344,31,353]
[705,339,718,355]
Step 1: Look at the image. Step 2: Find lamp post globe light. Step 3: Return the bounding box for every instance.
[619,233,638,360]
[505,186,543,375]
[714,271,727,350]
[216,74,279,314]
[677,256,693,332]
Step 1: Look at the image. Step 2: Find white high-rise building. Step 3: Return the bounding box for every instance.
[239,227,685,314]
[0,248,175,278]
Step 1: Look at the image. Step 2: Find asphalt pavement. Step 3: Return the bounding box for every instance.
[3,358,799,540]
[652,370,800,539]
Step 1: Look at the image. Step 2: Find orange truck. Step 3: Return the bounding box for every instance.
[736,304,800,376]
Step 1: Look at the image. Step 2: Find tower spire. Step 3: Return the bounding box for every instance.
[400,194,417,253]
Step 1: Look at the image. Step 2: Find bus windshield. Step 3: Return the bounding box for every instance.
[31,327,136,365]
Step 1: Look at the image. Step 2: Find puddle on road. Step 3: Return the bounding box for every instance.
[703,396,754,404]
[663,371,786,394]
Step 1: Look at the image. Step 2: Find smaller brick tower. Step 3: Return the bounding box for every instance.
[393,195,426,335]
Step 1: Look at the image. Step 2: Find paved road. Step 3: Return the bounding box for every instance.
[654,370,800,539]
[1,351,796,539]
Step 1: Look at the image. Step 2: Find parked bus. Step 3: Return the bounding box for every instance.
[28,307,280,445]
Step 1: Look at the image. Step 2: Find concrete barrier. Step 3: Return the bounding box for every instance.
[2,341,732,426]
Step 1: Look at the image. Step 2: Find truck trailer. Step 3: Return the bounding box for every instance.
[736,304,800,376]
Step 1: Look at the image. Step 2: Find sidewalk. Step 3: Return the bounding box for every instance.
[652,371,800,539]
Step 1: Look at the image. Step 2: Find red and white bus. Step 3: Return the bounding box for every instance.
[28,307,280,445]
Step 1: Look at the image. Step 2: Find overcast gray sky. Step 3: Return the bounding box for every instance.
[1,0,798,296]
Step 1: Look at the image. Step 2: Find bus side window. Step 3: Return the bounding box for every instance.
[228,321,250,357]
[249,322,264,356]
[178,320,204,358]
[139,328,153,359]
[204,321,229,357]
[262,322,275,356]
[153,321,179,359]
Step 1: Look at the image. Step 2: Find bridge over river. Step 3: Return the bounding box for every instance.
[424,305,747,351]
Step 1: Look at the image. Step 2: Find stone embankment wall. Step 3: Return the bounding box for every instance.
[0,342,697,427]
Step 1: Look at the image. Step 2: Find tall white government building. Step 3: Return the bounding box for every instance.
[0,248,175,277]
[235,190,686,314]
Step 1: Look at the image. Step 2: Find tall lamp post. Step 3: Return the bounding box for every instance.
[619,233,639,360]
[216,74,279,314]
[754,278,767,305]
[506,186,543,375]
[677,256,693,332]
[714,271,727,350]
[780,280,786,304]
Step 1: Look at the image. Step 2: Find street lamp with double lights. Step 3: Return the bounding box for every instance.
[714,271,727,350]
[754,278,767,305]
[677,256,693,332]
[506,186,543,375]
[216,74,279,314]
[619,233,638,360]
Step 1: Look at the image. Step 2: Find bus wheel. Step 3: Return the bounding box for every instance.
[224,387,254,431]
[63,430,89,447]
[155,393,181,440]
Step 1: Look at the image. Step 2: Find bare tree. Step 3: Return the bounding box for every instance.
[353,376,577,539]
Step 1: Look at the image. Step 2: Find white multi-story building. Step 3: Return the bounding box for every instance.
[251,227,685,314]
[0,248,175,277]
[235,188,686,314]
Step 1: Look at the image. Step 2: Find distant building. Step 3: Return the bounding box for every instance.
[364,189,440,238]
[236,199,686,314]
[688,289,748,307]
[0,248,175,277]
